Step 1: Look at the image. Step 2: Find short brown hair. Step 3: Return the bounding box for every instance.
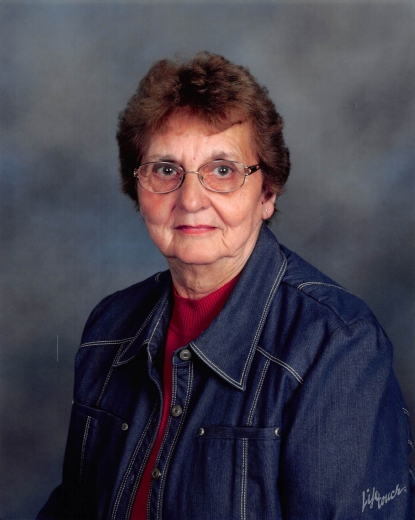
[116,52,290,212]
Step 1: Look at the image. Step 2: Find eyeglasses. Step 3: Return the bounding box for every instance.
[133,160,261,194]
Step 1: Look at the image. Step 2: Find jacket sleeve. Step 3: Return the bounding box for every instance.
[36,399,92,519]
[35,293,120,520]
[36,484,77,520]
[279,318,415,519]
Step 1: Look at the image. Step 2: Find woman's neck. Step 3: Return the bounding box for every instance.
[168,256,246,299]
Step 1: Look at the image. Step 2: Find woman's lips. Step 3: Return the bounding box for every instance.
[174,225,216,235]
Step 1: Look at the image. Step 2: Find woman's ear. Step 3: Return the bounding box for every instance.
[261,192,277,220]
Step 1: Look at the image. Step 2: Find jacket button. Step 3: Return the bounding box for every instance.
[121,423,128,431]
[198,427,205,436]
[171,405,183,417]
[274,427,280,437]
[179,349,192,361]
[151,467,161,480]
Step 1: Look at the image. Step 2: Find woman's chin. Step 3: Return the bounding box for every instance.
[167,247,222,267]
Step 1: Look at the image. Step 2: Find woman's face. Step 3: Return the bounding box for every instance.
[137,114,276,274]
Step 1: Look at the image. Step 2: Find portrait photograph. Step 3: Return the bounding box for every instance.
[0,0,414,518]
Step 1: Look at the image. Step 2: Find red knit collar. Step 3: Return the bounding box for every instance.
[169,275,240,346]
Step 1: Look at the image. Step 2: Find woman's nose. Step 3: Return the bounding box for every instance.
[176,172,209,212]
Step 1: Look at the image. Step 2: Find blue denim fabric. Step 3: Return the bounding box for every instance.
[38,225,415,519]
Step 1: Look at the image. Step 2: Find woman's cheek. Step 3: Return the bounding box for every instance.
[139,193,170,225]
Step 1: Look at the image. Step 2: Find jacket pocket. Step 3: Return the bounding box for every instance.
[183,425,282,520]
[72,401,127,430]
[198,425,280,440]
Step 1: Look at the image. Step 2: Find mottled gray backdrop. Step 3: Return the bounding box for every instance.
[1,1,414,518]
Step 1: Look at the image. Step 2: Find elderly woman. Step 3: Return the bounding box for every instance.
[38,53,414,519]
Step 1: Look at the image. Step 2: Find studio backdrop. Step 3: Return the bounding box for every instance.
[0,1,414,518]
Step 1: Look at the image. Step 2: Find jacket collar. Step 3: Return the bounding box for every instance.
[190,225,287,389]
[116,225,287,390]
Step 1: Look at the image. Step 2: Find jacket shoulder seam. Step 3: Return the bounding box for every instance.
[79,337,135,349]
[281,280,357,327]
[296,281,350,293]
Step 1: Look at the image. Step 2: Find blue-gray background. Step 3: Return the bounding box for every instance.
[1,1,414,518]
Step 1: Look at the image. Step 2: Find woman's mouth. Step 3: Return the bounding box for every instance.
[174,225,216,235]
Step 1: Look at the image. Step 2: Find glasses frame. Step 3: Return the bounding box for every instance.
[133,160,261,194]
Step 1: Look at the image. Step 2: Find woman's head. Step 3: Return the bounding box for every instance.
[116,52,290,214]
[134,113,273,276]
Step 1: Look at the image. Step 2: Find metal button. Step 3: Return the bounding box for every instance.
[121,423,129,431]
[151,467,161,480]
[179,349,192,361]
[198,427,205,436]
[171,405,183,417]
[274,427,280,437]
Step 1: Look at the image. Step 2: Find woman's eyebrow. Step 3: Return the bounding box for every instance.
[144,150,240,164]
[144,154,177,163]
[208,150,239,161]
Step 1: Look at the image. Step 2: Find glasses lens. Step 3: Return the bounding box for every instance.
[138,162,182,193]
[199,161,245,192]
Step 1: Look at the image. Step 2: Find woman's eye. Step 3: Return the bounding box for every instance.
[154,164,178,177]
[214,165,233,177]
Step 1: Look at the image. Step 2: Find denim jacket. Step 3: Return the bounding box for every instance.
[38,225,415,519]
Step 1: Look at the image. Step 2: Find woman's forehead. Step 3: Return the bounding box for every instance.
[145,114,257,162]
